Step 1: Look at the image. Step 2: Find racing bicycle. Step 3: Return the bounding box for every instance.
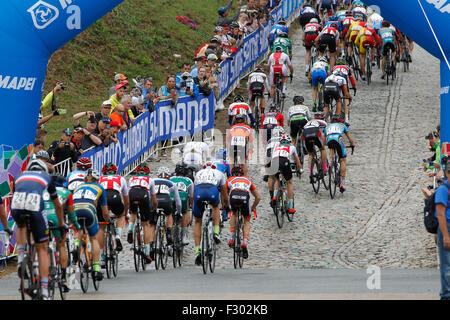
[328,144,354,198]
[155,208,169,270]
[201,201,217,274]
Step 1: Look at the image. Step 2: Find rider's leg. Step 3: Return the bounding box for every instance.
[320,147,328,173]
[360,52,366,75]
[340,157,347,182]
[15,226,26,264]
[336,99,342,117]
[36,241,50,295]
[287,179,295,211]
[308,153,314,175]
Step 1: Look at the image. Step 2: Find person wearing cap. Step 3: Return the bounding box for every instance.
[109,120,120,144]
[108,73,127,99]
[109,104,128,131]
[95,116,113,147]
[435,157,450,299]
[81,116,103,150]
[191,57,205,78]
[217,0,242,27]
[206,54,222,76]
[130,96,146,118]
[47,128,79,164]
[424,131,441,172]
[109,80,129,111]
[95,100,113,122]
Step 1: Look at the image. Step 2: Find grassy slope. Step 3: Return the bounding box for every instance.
[42,0,231,145]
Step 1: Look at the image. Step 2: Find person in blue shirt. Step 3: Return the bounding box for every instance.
[176,63,199,98]
[213,148,231,178]
[141,77,157,111]
[324,114,355,193]
[299,4,320,28]
[268,18,289,47]
[378,21,397,80]
[435,157,450,300]
[72,169,109,282]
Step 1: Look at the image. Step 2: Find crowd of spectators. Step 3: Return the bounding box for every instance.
[34,0,282,166]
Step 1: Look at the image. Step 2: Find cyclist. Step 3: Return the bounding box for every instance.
[226,114,254,175]
[170,163,194,245]
[247,66,270,115]
[325,114,356,192]
[127,164,158,263]
[34,150,55,173]
[268,18,289,48]
[309,56,331,112]
[43,174,80,293]
[213,148,231,179]
[288,96,311,147]
[351,1,367,21]
[99,162,130,253]
[11,159,66,300]
[66,157,92,191]
[302,113,329,181]
[228,95,256,127]
[346,16,366,63]
[302,17,322,77]
[271,32,293,60]
[318,0,338,20]
[261,103,285,144]
[264,125,285,186]
[341,11,355,59]
[183,140,211,164]
[299,4,320,29]
[267,46,294,103]
[153,166,182,255]
[192,162,229,266]
[323,71,352,124]
[182,147,204,173]
[354,22,381,81]
[332,57,356,124]
[72,169,109,282]
[226,166,261,259]
[315,21,340,68]
[269,135,302,214]
[378,21,397,80]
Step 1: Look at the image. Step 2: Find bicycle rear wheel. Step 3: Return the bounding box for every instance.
[311,156,321,194]
[105,232,112,279]
[79,243,89,293]
[48,250,56,300]
[133,224,141,272]
[237,215,244,268]
[275,191,284,229]
[233,217,240,269]
[92,269,100,291]
[19,256,34,300]
[322,160,330,191]
[208,221,216,273]
[201,226,208,274]
[57,263,67,300]
[160,227,168,270]
[172,224,180,269]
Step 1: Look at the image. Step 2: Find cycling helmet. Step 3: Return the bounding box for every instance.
[329,14,338,21]
[102,162,118,175]
[329,22,339,30]
[275,46,283,52]
[382,20,390,28]
[280,134,292,144]
[52,174,67,187]
[269,104,278,112]
[203,161,217,170]
[314,112,325,120]
[345,10,353,16]
[87,169,100,181]
[175,163,188,176]
[278,18,287,25]
[157,166,171,178]
[333,69,345,77]
[336,57,347,66]
[231,166,244,176]
[35,150,50,162]
[233,95,245,103]
[254,65,264,73]
[272,126,285,138]
[215,148,227,161]
[331,114,343,123]
[76,157,93,171]
[136,164,150,175]
[278,31,288,38]
[293,96,305,104]
[27,159,48,174]
[319,56,328,63]
[309,18,319,24]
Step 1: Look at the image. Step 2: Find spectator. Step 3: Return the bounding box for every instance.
[157,75,179,106]
[40,81,65,113]
[193,67,213,96]
[131,96,147,118]
[95,100,113,122]
[191,57,206,78]
[35,129,48,146]
[33,139,45,155]
[423,131,441,172]
[73,110,96,128]
[71,126,85,154]
[206,68,221,100]
[141,77,158,111]
[37,108,62,129]
[258,0,270,23]
[206,54,222,76]
[109,80,129,111]
[109,120,120,144]
[209,37,224,59]
[80,116,103,150]
[108,73,127,98]
[95,116,113,147]
[176,72,199,98]
[47,128,79,164]
[217,0,242,27]
[121,94,136,127]
[435,158,450,300]
[109,104,128,131]
[229,23,244,47]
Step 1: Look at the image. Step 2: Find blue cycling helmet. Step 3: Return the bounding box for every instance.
[215,148,227,160]
[53,173,67,187]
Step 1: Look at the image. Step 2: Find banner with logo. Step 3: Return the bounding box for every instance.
[82,93,216,173]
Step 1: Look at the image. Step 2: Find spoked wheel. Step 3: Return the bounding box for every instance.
[311,157,321,194]
[105,233,112,279]
[158,227,168,270]
[322,160,330,191]
[79,244,89,293]
[48,258,56,300]
[274,195,284,229]
[329,156,339,199]
[92,269,100,291]
[201,227,208,274]
[112,244,119,277]
[208,223,216,273]
[233,216,244,269]
[172,225,180,269]
[133,224,141,272]
[19,256,34,300]
[57,263,67,300]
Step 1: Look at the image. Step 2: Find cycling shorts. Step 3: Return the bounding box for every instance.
[249,82,265,102]
[359,36,375,54]
[229,143,249,164]
[11,209,49,243]
[156,194,173,216]
[229,190,251,217]
[342,26,350,39]
[106,189,124,217]
[303,127,325,153]
[74,208,99,237]
[382,41,396,56]
[323,82,342,104]
[290,119,308,140]
[327,137,347,158]
[269,65,289,87]
[311,69,327,87]
[47,214,65,239]
[129,187,156,225]
[193,184,221,218]
[304,32,319,49]
[319,34,337,54]
[349,31,359,42]
[269,156,293,181]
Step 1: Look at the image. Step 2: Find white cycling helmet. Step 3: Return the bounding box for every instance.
[27,159,49,174]
[310,18,319,24]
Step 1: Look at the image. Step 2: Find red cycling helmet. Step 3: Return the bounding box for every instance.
[136,164,150,175]
[76,157,92,171]
[102,162,118,175]
[203,161,217,169]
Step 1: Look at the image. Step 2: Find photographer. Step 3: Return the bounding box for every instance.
[176,72,199,98]
[94,116,113,147]
[47,128,79,164]
[193,67,212,96]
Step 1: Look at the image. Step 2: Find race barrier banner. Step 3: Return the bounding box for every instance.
[82,93,216,173]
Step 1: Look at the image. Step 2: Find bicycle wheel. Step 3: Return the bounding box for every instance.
[57,263,67,300]
[47,250,56,300]
[322,160,330,191]
[160,227,168,270]
[254,97,260,136]
[366,52,371,85]
[133,223,141,272]
[286,198,294,222]
[275,190,284,229]
[79,243,89,293]
[92,268,100,291]
[105,232,112,279]
[201,225,208,274]
[237,215,244,268]
[112,235,119,277]
[233,215,240,269]
[172,224,179,269]
[208,221,216,273]
[311,156,321,194]
[19,255,33,300]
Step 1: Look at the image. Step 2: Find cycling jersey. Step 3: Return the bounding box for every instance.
[336,10,347,21]
[44,187,77,238]
[213,159,231,178]
[170,176,194,214]
[128,175,157,224]
[348,21,366,42]
[154,179,182,216]
[269,143,298,180]
[288,105,310,140]
[261,111,284,129]
[73,182,107,236]
[318,27,340,54]
[325,122,349,158]
[352,6,367,20]
[247,72,269,102]
[99,174,129,216]
[324,21,342,33]
[11,171,58,243]
[226,176,256,217]
[303,120,328,152]
[268,24,289,46]
[267,52,292,86]
[368,13,383,31]
[272,143,298,162]
[311,60,330,87]
[303,23,322,49]
[271,37,292,56]
[324,74,347,104]
[355,27,381,54]
[299,6,320,28]
[193,167,226,218]
[183,141,211,161]
[265,136,282,166]
[66,170,86,191]
[378,27,397,55]
[228,102,255,126]
[332,65,356,88]
[319,26,340,39]
[227,124,254,162]
[182,151,203,172]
